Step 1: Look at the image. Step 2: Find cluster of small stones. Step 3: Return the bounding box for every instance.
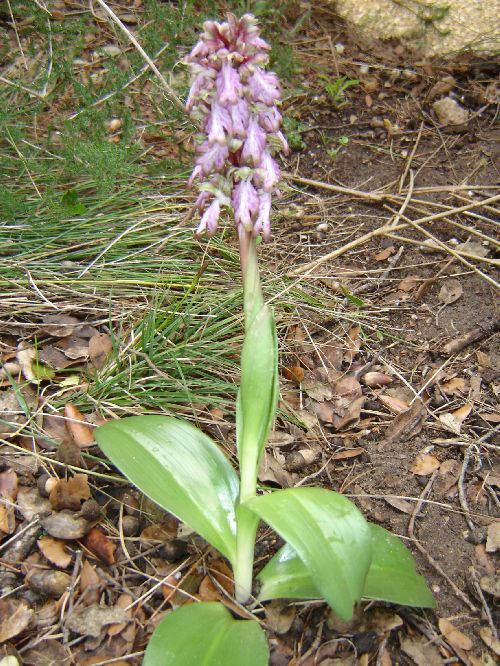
[185,13,288,240]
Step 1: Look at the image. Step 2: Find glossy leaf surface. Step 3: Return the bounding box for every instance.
[95,416,238,562]
[143,602,269,666]
[246,488,372,620]
[257,524,435,609]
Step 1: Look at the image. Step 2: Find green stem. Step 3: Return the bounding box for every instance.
[234,504,259,603]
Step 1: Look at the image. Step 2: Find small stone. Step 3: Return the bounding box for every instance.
[121,515,140,537]
[41,511,90,540]
[79,499,101,522]
[158,539,189,562]
[433,97,469,125]
[26,569,71,598]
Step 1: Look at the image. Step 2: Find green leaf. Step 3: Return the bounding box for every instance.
[246,488,372,620]
[95,416,239,563]
[363,524,435,607]
[237,240,278,499]
[143,602,269,666]
[257,524,435,609]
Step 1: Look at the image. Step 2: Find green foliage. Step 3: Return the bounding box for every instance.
[282,116,308,150]
[94,416,239,562]
[246,488,372,620]
[321,74,360,107]
[143,602,269,666]
[328,135,349,159]
[257,524,436,609]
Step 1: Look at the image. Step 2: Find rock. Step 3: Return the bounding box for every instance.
[26,570,71,598]
[41,511,90,540]
[433,97,469,126]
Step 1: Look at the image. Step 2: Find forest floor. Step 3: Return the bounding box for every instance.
[0,1,498,665]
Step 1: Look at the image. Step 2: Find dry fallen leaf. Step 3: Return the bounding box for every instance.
[265,601,296,635]
[80,560,102,604]
[57,336,89,360]
[485,521,500,553]
[438,617,473,651]
[479,626,500,656]
[37,536,72,569]
[16,487,52,521]
[439,279,463,305]
[0,599,33,642]
[66,604,129,638]
[23,640,72,666]
[89,333,113,369]
[283,365,305,384]
[64,403,95,448]
[400,635,444,666]
[411,452,441,476]
[41,314,80,337]
[107,593,134,637]
[377,394,409,414]
[302,376,333,401]
[398,276,420,292]
[439,403,472,434]
[379,399,427,450]
[82,526,116,565]
[362,372,392,388]
[441,377,468,395]
[0,469,18,501]
[374,246,395,261]
[49,474,91,511]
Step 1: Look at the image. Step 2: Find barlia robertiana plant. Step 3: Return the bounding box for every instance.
[95,14,434,665]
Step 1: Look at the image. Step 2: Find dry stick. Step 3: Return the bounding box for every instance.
[289,192,500,276]
[392,208,500,289]
[408,471,477,612]
[443,320,500,355]
[399,123,424,193]
[469,566,498,641]
[283,172,386,202]
[93,0,186,116]
[457,445,477,533]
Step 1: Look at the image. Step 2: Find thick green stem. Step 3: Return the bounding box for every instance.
[234,504,259,603]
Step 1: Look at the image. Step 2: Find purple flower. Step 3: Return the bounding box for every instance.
[256,151,280,191]
[259,106,281,133]
[248,69,280,105]
[185,13,288,239]
[253,191,272,240]
[230,99,250,138]
[196,199,220,237]
[241,115,267,166]
[216,61,242,105]
[196,141,229,175]
[275,130,290,155]
[233,180,259,231]
[206,102,233,144]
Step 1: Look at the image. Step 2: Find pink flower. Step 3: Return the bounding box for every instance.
[233,180,259,231]
[217,61,242,105]
[241,116,267,166]
[230,99,250,138]
[196,199,220,237]
[196,141,229,175]
[206,102,233,144]
[248,69,280,105]
[259,106,282,133]
[256,151,280,191]
[275,130,290,155]
[253,191,272,240]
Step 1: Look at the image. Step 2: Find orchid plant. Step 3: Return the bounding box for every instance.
[95,15,434,665]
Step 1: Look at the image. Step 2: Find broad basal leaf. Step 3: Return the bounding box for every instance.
[237,303,278,494]
[143,602,269,666]
[246,488,372,620]
[257,523,435,609]
[95,416,238,563]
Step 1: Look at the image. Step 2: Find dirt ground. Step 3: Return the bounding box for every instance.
[0,2,498,665]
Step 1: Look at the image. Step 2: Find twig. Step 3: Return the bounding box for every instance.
[443,320,500,355]
[469,565,498,641]
[408,472,477,612]
[458,445,477,533]
[283,172,385,202]
[93,0,186,116]
[63,549,82,644]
